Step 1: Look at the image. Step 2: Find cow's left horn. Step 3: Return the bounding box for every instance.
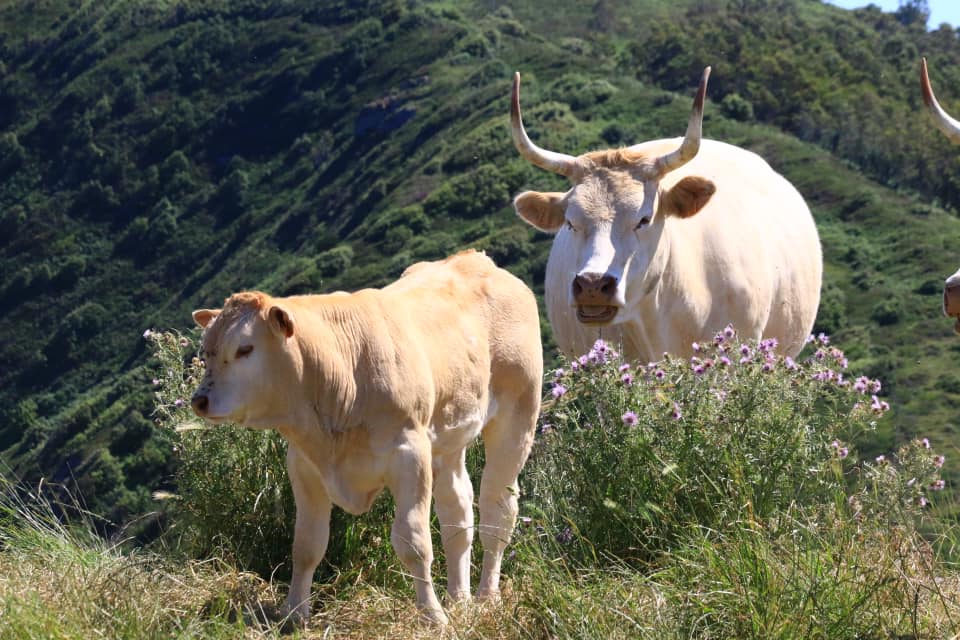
[511,72,578,177]
[921,57,960,144]
[651,66,711,176]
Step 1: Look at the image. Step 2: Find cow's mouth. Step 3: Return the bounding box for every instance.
[576,305,618,324]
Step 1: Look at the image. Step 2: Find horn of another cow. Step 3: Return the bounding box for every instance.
[920,57,960,144]
[652,66,711,176]
[511,72,578,177]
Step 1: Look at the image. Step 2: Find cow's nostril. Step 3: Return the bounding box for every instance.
[600,276,617,295]
[191,394,209,415]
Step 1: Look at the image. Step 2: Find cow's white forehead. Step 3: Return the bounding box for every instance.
[569,171,651,222]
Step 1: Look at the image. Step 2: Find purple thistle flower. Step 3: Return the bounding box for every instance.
[818,332,830,345]
[919,496,929,507]
[762,362,774,372]
[174,398,185,408]
[934,455,946,468]
[554,368,565,378]
[815,349,826,361]
[152,378,161,386]
[622,411,638,426]
[739,357,751,365]
[570,361,580,372]
[693,364,706,375]
[875,454,886,464]
[839,357,849,369]
[922,438,931,449]
[143,329,153,339]
[868,379,882,394]
[551,384,567,399]
[853,377,868,394]
[593,339,609,354]
[621,373,633,386]
[784,356,797,370]
[556,527,574,544]
[654,369,666,380]
[719,356,732,367]
[671,402,682,420]
[714,332,725,345]
[806,334,815,344]
[870,395,889,414]
[831,440,849,460]
[724,325,736,339]
[578,355,589,367]
[931,480,946,491]
[692,342,701,353]
[618,363,631,372]
[740,344,751,356]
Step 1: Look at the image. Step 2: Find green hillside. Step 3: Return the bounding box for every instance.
[3,0,960,527]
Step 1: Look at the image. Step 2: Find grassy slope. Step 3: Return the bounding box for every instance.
[1,0,960,524]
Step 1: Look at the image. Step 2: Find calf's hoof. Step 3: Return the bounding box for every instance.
[420,605,449,626]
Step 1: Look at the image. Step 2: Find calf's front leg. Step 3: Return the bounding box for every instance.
[284,447,332,624]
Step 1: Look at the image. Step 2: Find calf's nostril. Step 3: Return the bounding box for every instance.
[191,394,209,415]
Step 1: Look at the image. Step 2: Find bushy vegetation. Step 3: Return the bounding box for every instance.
[3,327,955,637]
[3,0,960,561]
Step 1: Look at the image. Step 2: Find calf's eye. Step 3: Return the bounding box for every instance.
[235,345,254,358]
[635,216,651,230]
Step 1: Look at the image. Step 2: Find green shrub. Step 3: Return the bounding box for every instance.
[525,330,944,566]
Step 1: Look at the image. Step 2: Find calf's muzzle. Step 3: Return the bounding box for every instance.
[191,393,209,416]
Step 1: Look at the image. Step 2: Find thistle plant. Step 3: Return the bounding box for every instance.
[523,328,946,566]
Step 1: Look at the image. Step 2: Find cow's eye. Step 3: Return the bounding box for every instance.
[565,220,576,232]
[235,345,254,358]
[635,216,651,230]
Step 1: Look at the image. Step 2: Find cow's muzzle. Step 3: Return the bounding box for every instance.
[572,272,619,325]
[945,282,960,334]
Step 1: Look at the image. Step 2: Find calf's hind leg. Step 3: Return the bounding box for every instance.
[432,448,474,602]
[388,432,447,624]
[476,393,537,598]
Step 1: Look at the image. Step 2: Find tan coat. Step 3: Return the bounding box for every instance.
[190,250,543,624]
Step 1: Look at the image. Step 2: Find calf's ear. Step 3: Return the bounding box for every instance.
[192,308,221,328]
[514,190,566,233]
[268,306,295,338]
[660,176,716,219]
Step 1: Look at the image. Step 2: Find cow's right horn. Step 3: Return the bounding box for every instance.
[511,72,578,177]
[649,66,711,177]
[921,57,960,144]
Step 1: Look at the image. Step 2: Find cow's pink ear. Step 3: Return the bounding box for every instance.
[660,176,716,219]
[514,190,566,233]
[268,306,295,338]
[192,308,221,328]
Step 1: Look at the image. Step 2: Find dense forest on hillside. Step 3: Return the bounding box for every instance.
[3,0,960,528]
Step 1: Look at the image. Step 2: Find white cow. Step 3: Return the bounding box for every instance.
[190,250,543,625]
[920,57,960,332]
[510,67,822,360]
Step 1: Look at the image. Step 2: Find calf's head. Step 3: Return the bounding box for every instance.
[190,291,296,425]
[511,67,716,325]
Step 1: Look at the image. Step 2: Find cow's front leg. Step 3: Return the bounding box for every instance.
[389,433,447,624]
[284,447,332,625]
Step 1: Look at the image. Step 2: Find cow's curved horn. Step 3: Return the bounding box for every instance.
[511,72,578,177]
[651,66,711,176]
[921,57,960,144]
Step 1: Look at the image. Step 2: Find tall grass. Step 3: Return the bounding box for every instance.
[2,327,947,637]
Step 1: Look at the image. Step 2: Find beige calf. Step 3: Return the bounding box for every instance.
[190,250,542,624]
